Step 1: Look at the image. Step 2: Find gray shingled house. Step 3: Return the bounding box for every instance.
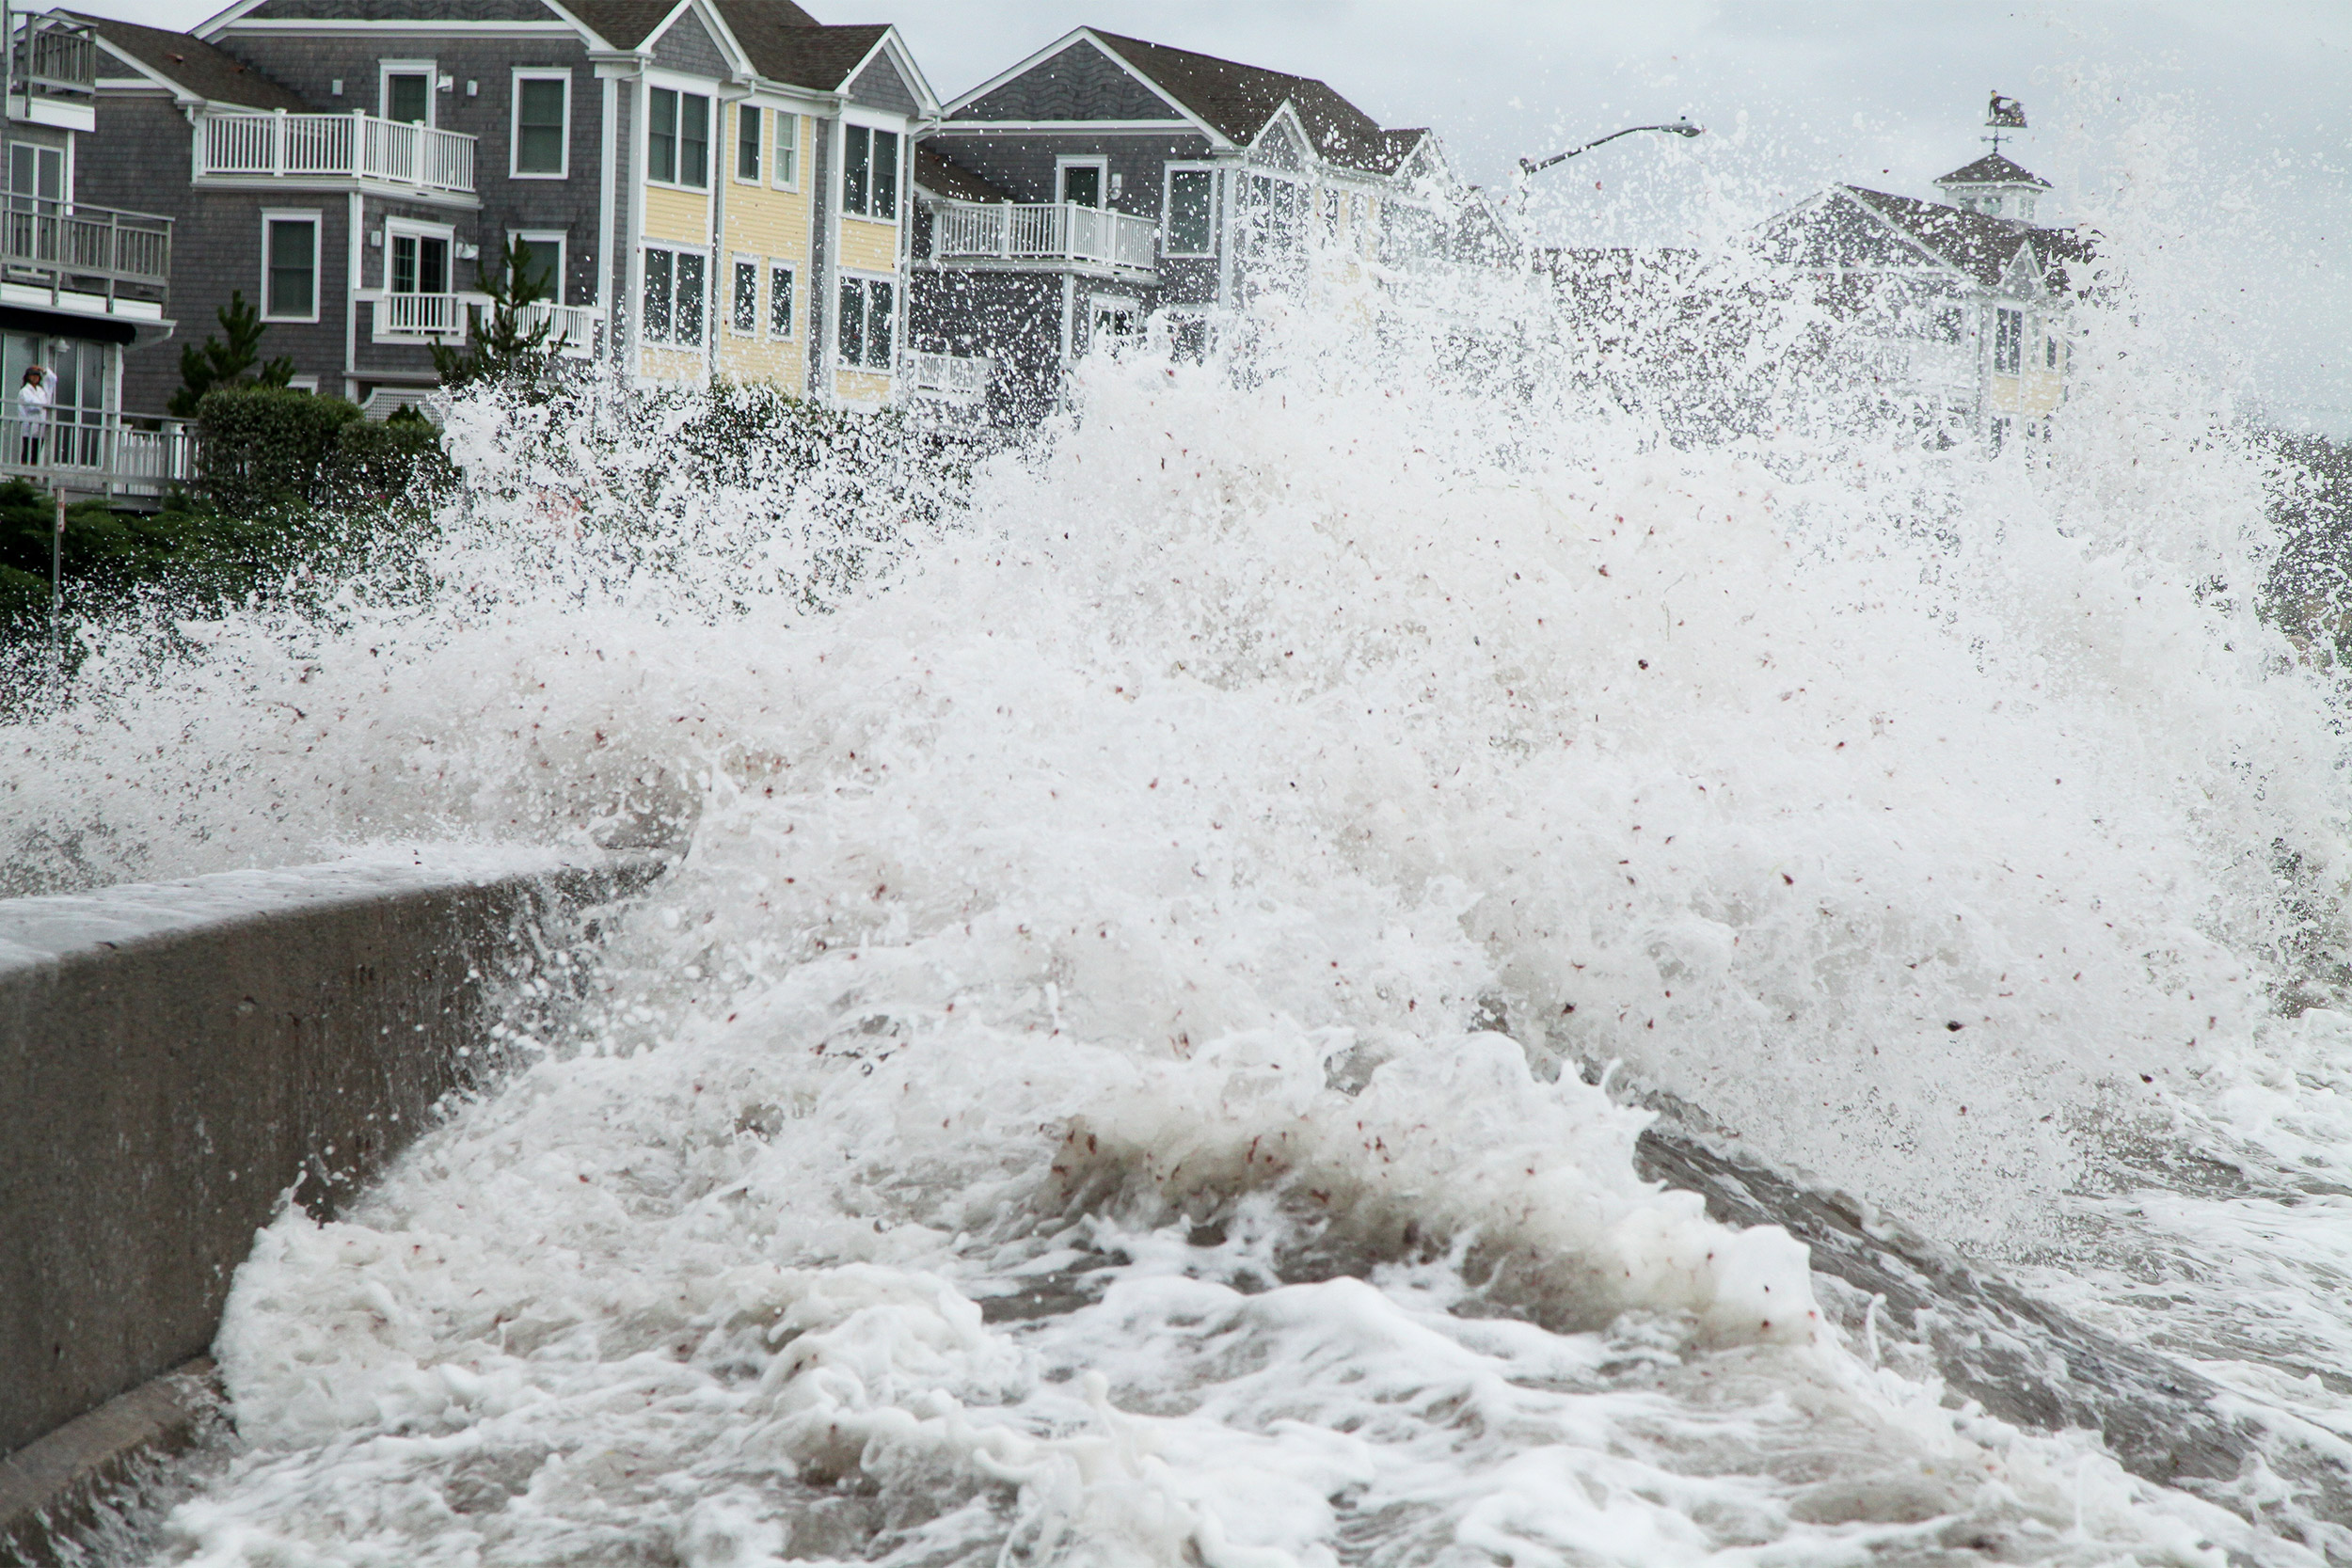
[910,27,1461,423]
[80,0,930,416]
[0,6,180,497]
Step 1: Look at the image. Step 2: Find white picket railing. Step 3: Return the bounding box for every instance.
[199,111,476,196]
[0,408,195,496]
[516,301,603,358]
[907,351,991,405]
[930,200,1157,274]
[375,292,469,338]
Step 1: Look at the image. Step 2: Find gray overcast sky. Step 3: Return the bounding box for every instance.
[98,0,2352,435]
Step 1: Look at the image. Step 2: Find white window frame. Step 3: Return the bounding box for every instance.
[509,68,570,180]
[727,251,758,337]
[507,228,565,304]
[766,258,795,340]
[771,108,800,192]
[1056,154,1108,209]
[379,58,437,129]
[260,208,321,323]
[641,242,709,348]
[835,269,896,372]
[644,74,714,193]
[1994,305,2024,377]
[384,216,455,301]
[1162,162,1218,257]
[733,101,761,185]
[837,114,903,223]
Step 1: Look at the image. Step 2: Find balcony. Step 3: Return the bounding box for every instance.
[907,350,991,406]
[13,16,95,98]
[930,200,1155,277]
[370,294,605,356]
[198,111,476,199]
[0,406,195,502]
[0,197,170,316]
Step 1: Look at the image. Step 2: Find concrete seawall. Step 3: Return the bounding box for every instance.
[0,848,659,1550]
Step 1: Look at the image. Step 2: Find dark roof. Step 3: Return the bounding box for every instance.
[1090,30,1404,174]
[1839,184,2091,288]
[75,10,311,109]
[914,146,1015,204]
[1933,152,2051,190]
[718,9,887,92]
[557,0,680,50]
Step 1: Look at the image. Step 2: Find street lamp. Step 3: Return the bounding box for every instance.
[1517,119,1703,184]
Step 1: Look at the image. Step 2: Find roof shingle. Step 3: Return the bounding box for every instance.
[76,9,311,110]
[1089,31,1407,175]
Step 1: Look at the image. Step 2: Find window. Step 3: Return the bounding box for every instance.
[1059,160,1104,208]
[736,103,759,182]
[841,123,898,219]
[509,230,564,302]
[2017,194,2036,223]
[263,213,318,320]
[772,111,799,189]
[1165,167,1215,256]
[2045,332,2061,371]
[382,61,433,127]
[389,227,449,294]
[649,87,709,188]
[730,257,756,335]
[513,72,568,177]
[837,275,893,370]
[7,142,61,204]
[643,245,707,345]
[1994,306,2023,375]
[768,261,794,338]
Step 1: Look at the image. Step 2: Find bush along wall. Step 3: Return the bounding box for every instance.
[195,387,451,517]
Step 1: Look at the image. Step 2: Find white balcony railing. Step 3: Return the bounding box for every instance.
[0,407,195,497]
[516,301,604,358]
[0,198,170,306]
[930,200,1156,274]
[198,110,476,196]
[374,291,469,340]
[907,350,991,405]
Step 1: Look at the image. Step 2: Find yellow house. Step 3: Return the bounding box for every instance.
[596,0,933,404]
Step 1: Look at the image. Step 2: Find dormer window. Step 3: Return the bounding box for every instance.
[2016,194,2035,223]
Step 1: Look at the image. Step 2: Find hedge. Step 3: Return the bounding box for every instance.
[194,387,452,516]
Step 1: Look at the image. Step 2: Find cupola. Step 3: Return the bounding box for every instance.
[1933,94,2052,224]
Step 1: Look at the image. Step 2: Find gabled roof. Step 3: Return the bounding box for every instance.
[1086,30,1406,176]
[914,146,1015,204]
[1834,184,2091,288]
[1934,152,2051,190]
[724,14,889,92]
[74,10,311,110]
[557,0,710,51]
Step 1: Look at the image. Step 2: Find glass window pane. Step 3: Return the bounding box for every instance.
[1168,169,1212,254]
[837,278,863,365]
[644,248,672,341]
[680,95,708,188]
[676,252,705,343]
[266,218,314,317]
[732,261,755,333]
[843,125,869,215]
[391,233,416,293]
[1061,164,1101,208]
[737,104,759,182]
[420,236,448,294]
[388,73,429,125]
[514,237,559,300]
[873,130,898,218]
[867,280,892,367]
[769,263,792,336]
[773,113,797,186]
[649,87,675,184]
[517,78,565,173]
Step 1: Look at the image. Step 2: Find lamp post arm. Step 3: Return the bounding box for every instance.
[1518,119,1703,178]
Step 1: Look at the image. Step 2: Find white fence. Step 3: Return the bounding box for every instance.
[907,351,991,405]
[930,200,1157,274]
[374,292,469,339]
[0,409,195,498]
[199,111,476,196]
[516,301,603,358]
[0,199,170,300]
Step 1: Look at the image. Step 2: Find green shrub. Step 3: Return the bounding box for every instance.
[327,416,453,504]
[196,385,363,515]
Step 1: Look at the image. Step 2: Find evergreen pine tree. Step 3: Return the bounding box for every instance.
[169,291,295,418]
[432,235,561,394]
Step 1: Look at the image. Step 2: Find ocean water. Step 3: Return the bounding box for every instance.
[13,240,2352,1565]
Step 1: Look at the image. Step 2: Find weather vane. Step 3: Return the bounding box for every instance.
[1984,92,2026,155]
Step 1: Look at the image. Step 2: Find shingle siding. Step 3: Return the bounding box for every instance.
[958,40,1178,124]
[239,0,560,21]
[649,9,727,80]
[923,132,1212,219]
[846,53,915,118]
[909,268,1061,421]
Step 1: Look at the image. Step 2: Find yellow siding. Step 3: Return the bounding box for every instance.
[723,111,813,265]
[644,183,709,245]
[642,344,704,383]
[838,216,898,276]
[719,332,805,395]
[834,368,893,404]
